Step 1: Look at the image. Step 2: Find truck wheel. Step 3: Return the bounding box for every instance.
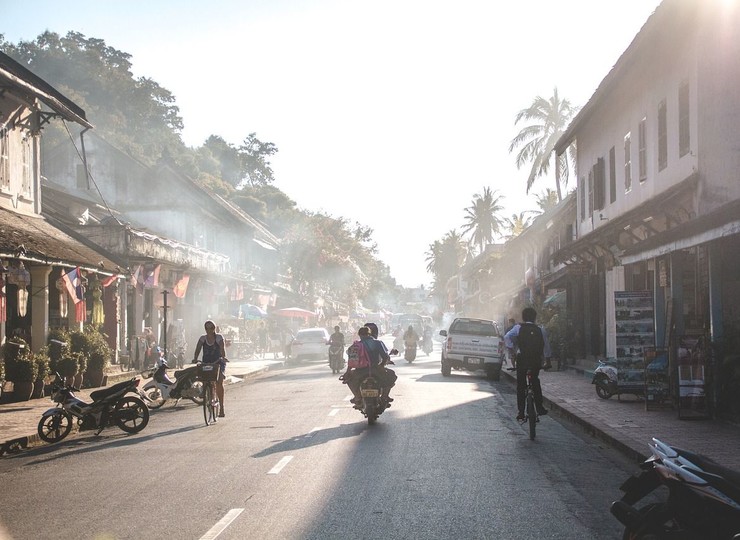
[486,367,500,381]
[441,360,451,377]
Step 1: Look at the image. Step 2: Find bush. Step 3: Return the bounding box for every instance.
[45,328,71,375]
[4,354,38,383]
[56,352,81,378]
[70,327,112,374]
[33,352,50,382]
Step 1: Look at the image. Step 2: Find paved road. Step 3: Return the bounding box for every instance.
[0,348,635,539]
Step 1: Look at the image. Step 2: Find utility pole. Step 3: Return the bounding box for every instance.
[161,290,169,360]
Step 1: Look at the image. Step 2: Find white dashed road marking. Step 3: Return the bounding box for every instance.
[268,456,294,474]
[328,408,339,416]
[199,508,244,540]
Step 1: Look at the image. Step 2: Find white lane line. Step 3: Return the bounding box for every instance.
[268,455,294,474]
[328,408,339,417]
[199,508,244,540]
[306,427,320,438]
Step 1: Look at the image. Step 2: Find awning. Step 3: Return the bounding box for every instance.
[0,207,120,273]
[253,237,277,251]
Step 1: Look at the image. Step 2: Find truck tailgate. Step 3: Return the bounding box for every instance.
[449,336,499,357]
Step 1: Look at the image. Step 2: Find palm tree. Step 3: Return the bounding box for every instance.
[461,187,504,255]
[534,188,559,214]
[425,230,469,297]
[509,88,578,201]
[502,211,536,240]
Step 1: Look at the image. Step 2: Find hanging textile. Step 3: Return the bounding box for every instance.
[56,269,68,318]
[173,274,190,298]
[0,274,6,323]
[8,262,31,317]
[91,285,104,325]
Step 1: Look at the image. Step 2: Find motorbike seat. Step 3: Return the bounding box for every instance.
[174,366,197,379]
[90,379,135,401]
[674,447,740,496]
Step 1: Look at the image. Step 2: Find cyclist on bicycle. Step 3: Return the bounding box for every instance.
[504,307,552,421]
[193,320,228,417]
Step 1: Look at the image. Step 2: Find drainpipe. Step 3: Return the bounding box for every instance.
[79,127,91,190]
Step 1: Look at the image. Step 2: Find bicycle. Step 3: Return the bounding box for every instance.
[196,362,221,426]
[508,366,538,440]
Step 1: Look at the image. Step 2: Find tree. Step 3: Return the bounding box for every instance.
[425,230,468,301]
[239,133,277,187]
[509,87,577,202]
[534,188,559,214]
[461,187,504,255]
[502,212,535,240]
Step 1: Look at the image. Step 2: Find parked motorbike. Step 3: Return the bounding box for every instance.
[404,341,417,363]
[611,438,740,539]
[37,373,150,443]
[592,360,620,399]
[328,343,344,374]
[142,359,204,409]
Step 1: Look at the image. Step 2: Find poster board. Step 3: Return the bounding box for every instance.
[677,333,709,419]
[615,291,655,393]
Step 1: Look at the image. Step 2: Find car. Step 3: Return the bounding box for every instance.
[290,327,330,360]
[439,317,504,380]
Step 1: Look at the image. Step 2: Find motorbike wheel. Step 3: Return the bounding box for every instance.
[114,396,150,434]
[621,504,675,540]
[145,388,166,409]
[188,380,205,406]
[595,382,614,400]
[366,403,378,425]
[37,410,73,443]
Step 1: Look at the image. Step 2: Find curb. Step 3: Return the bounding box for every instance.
[500,369,649,463]
[0,361,284,456]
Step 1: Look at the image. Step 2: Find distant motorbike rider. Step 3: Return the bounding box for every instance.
[504,307,552,421]
[403,325,419,350]
[329,325,345,348]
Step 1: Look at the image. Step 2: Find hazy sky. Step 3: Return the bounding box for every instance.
[3,0,662,287]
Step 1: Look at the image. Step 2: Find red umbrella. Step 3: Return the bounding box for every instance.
[274,307,317,319]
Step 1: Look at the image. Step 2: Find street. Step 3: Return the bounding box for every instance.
[0,343,638,540]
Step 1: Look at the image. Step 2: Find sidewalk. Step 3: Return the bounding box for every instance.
[502,365,740,469]
[0,358,284,455]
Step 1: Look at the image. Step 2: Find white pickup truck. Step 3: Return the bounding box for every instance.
[439,317,504,381]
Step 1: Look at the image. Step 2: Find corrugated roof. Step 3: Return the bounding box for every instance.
[0,207,120,273]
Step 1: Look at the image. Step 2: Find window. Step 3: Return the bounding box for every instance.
[679,81,690,157]
[624,133,632,192]
[609,146,616,203]
[579,176,585,220]
[658,99,667,171]
[593,157,605,211]
[0,127,9,190]
[638,117,647,181]
[20,136,31,196]
[588,170,594,218]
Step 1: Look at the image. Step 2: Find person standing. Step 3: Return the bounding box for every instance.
[193,320,228,418]
[504,307,552,421]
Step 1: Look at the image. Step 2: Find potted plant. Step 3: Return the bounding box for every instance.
[71,328,112,388]
[84,343,111,388]
[31,352,50,399]
[46,328,70,376]
[4,353,38,402]
[57,352,80,387]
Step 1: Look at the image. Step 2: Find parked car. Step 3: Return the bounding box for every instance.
[439,317,504,380]
[290,328,330,360]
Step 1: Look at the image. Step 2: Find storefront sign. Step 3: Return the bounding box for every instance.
[615,291,655,389]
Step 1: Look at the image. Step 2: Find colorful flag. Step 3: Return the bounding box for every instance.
[101,274,118,288]
[144,264,161,288]
[229,282,244,301]
[62,267,83,304]
[173,274,190,298]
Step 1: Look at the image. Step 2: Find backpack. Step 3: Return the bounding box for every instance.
[347,340,371,369]
[517,323,544,365]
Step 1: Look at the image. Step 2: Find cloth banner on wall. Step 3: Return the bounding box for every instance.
[62,267,84,304]
[144,264,161,289]
[173,274,190,298]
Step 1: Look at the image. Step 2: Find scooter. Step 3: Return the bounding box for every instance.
[328,343,344,374]
[142,358,204,409]
[404,341,417,363]
[37,373,150,443]
[611,438,740,538]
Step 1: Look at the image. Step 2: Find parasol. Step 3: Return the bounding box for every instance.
[274,307,317,319]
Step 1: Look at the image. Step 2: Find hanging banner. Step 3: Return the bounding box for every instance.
[173,274,190,298]
[62,267,84,304]
[615,291,655,390]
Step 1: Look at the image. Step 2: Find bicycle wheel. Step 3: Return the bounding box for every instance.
[210,384,220,424]
[526,392,537,440]
[202,383,213,426]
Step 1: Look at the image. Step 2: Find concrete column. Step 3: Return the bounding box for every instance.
[29,265,52,353]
